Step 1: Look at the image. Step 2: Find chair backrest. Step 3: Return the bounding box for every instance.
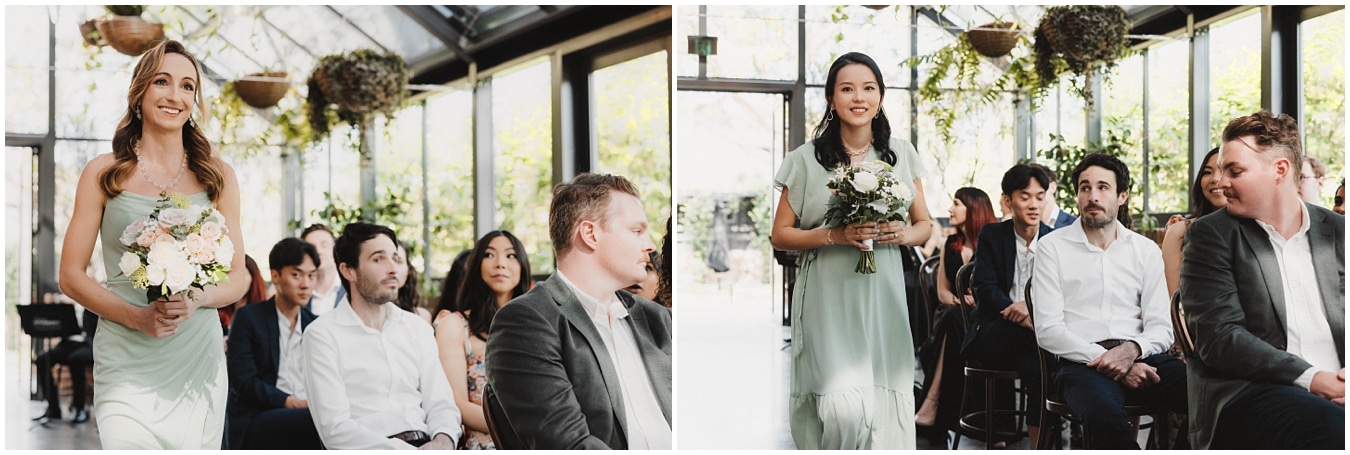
[1024,281,1059,413]
[483,383,520,449]
[954,262,976,327]
[1170,291,1194,360]
[917,255,942,332]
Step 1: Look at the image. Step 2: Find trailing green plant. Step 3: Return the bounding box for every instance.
[208,81,312,159]
[306,49,409,157]
[290,190,424,260]
[1033,5,1131,107]
[905,30,1042,144]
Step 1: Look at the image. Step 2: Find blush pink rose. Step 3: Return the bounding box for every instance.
[198,221,223,241]
[184,233,207,255]
[154,229,176,245]
[137,230,158,248]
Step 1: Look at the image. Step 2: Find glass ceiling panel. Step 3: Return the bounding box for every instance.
[330,5,441,60]
[262,6,382,58]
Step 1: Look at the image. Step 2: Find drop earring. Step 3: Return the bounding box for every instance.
[133,105,141,119]
[188,116,195,128]
[825,109,835,122]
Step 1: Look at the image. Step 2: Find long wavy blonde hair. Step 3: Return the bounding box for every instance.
[99,40,224,201]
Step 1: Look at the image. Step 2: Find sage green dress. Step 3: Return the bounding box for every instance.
[774,138,923,450]
[94,191,227,449]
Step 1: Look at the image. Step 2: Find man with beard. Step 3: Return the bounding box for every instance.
[302,222,462,449]
[1031,153,1188,449]
[487,173,672,449]
[1181,111,1343,450]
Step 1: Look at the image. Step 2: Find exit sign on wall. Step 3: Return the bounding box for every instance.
[687,36,717,57]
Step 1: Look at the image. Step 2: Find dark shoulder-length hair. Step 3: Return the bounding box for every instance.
[952,187,996,252]
[1189,147,1224,219]
[810,52,896,170]
[457,231,532,339]
[434,249,473,318]
[396,259,421,315]
[99,40,225,202]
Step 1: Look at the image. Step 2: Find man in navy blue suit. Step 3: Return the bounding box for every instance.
[962,163,1056,448]
[225,238,322,449]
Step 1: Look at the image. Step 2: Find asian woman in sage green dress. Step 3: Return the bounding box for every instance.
[771,52,935,450]
[58,40,250,449]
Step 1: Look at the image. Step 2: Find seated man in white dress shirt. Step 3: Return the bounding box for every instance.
[1031,153,1187,449]
[487,173,673,449]
[303,222,462,449]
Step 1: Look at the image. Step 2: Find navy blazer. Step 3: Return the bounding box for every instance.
[961,220,1054,353]
[1048,210,1076,230]
[225,298,317,449]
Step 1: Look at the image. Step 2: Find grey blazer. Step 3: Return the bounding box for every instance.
[485,274,673,449]
[1180,204,1345,450]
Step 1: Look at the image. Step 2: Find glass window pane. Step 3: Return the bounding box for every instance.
[1302,9,1344,206]
[594,50,672,241]
[423,89,475,281]
[220,152,285,273]
[694,6,798,81]
[919,94,1016,219]
[331,5,441,62]
[6,6,50,135]
[373,104,427,274]
[1208,9,1262,141]
[1146,40,1193,214]
[8,148,35,309]
[491,58,553,273]
[804,5,911,87]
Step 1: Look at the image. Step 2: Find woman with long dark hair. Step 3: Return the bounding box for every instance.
[58,40,250,449]
[770,52,935,449]
[219,254,267,335]
[434,231,531,449]
[915,187,996,439]
[1161,147,1227,296]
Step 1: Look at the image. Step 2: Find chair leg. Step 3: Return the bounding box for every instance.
[984,377,995,449]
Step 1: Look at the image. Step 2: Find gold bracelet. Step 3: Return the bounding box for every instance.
[826,227,834,245]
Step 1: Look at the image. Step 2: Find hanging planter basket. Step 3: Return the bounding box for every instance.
[97,16,165,57]
[80,19,106,47]
[967,22,1021,58]
[235,72,290,109]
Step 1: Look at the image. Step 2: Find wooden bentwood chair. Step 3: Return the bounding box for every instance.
[952,262,1029,449]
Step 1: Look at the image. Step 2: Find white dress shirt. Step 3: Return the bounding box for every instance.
[308,279,341,316]
[303,300,462,449]
[1254,204,1340,390]
[1032,219,1173,363]
[274,307,306,400]
[1009,229,1040,302]
[1043,201,1063,228]
[555,271,672,450]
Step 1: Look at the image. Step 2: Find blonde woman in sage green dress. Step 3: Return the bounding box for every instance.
[770,52,935,450]
[58,40,249,449]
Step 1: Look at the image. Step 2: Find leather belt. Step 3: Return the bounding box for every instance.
[389,430,431,447]
[1095,339,1129,351]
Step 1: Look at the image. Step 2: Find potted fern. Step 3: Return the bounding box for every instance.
[305,49,408,159]
[1033,5,1131,107]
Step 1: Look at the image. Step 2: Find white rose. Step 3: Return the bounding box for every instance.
[145,264,166,286]
[855,161,882,174]
[893,182,913,201]
[118,252,142,277]
[193,248,216,265]
[185,233,208,255]
[851,171,880,193]
[198,221,223,240]
[157,208,194,229]
[163,258,197,295]
[215,236,235,266]
[146,242,182,268]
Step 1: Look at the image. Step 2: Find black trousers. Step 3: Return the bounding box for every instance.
[1211,382,1345,450]
[35,339,93,415]
[243,408,323,450]
[1054,354,1188,449]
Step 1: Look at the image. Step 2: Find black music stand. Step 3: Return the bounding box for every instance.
[17,304,81,428]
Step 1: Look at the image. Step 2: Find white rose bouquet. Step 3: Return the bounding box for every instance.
[823,160,913,274]
[116,192,233,303]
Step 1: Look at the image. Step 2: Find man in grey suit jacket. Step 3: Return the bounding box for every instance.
[487,173,672,449]
[1181,110,1344,450]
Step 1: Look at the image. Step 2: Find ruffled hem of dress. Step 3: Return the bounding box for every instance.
[789,385,915,449]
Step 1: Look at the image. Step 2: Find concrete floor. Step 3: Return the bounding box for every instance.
[6,346,101,450]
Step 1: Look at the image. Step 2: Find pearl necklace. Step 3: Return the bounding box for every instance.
[134,139,187,192]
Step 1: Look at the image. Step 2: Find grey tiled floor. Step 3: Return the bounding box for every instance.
[6,346,102,450]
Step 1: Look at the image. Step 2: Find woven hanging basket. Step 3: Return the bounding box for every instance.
[97,16,165,57]
[80,19,105,47]
[235,72,290,109]
[310,68,360,111]
[967,22,1021,58]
